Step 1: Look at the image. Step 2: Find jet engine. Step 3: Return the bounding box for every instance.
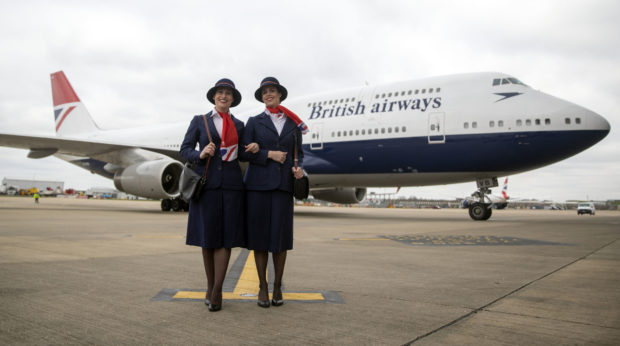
[113,160,183,199]
[311,187,367,204]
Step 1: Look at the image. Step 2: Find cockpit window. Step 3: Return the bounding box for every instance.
[493,77,527,87]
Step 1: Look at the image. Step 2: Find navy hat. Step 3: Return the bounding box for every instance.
[206,78,242,107]
[254,77,288,103]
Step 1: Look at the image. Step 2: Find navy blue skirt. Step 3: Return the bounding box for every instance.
[246,190,294,253]
[186,189,246,249]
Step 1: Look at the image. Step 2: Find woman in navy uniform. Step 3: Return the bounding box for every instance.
[243,77,307,307]
[179,78,258,312]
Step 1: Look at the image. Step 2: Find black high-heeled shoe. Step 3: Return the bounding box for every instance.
[208,303,221,312]
[209,292,222,312]
[257,285,270,308]
[204,291,210,306]
[272,284,283,306]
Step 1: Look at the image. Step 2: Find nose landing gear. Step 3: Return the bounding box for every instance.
[468,178,497,221]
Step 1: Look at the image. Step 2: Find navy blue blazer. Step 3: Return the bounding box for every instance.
[242,112,304,192]
[179,112,248,191]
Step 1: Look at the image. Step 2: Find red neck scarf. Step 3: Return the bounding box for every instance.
[216,111,238,161]
[266,105,309,134]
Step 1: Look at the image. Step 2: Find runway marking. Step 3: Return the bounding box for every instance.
[337,235,564,246]
[152,249,343,304]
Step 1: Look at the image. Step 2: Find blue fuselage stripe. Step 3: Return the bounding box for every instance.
[302,130,608,174]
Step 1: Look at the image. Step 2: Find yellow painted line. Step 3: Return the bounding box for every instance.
[232,250,260,295]
[171,250,326,302]
[173,291,324,301]
[337,238,391,241]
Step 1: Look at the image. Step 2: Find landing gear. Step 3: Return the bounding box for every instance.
[468,178,497,221]
[160,198,189,212]
[469,202,492,221]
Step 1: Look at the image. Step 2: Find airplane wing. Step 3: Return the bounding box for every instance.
[0,132,183,162]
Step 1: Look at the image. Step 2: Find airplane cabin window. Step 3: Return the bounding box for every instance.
[381,93,385,98]
[436,87,441,92]
[472,122,477,128]
[545,118,551,125]
[517,119,522,126]
[415,90,419,94]
[429,88,434,93]
[526,119,532,126]
[395,127,399,133]
[489,121,495,127]
[388,93,392,97]
[331,132,335,137]
[355,130,359,135]
[402,126,406,132]
[401,91,405,96]
[352,98,355,101]
[381,128,385,134]
[375,95,379,99]
[498,120,504,127]
[374,129,379,134]
[388,127,392,133]
[430,124,435,131]
[493,79,501,86]
[502,79,510,84]
[408,90,412,95]
[576,117,581,124]
[535,119,541,125]
[349,130,353,136]
[464,122,469,129]
[362,129,366,135]
[421,89,426,93]
[337,131,341,137]
[565,118,571,124]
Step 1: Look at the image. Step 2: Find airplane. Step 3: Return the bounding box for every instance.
[461,177,509,209]
[0,71,610,220]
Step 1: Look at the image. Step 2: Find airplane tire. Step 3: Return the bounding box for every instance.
[161,199,172,211]
[171,198,181,212]
[469,202,492,221]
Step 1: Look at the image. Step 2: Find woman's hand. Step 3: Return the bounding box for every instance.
[292,166,304,179]
[268,150,287,164]
[199,142,216,159]
[245,142,260,154]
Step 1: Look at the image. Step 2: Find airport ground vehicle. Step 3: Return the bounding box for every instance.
[577,202,595,215]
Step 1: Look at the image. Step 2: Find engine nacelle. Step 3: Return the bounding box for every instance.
[311,187,367,204]
[114,160,183,199]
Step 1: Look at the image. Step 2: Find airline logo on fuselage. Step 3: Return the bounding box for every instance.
[308,97,442,119]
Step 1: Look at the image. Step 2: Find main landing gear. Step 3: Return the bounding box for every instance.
[468,178,498,221]
[161,197,189,212]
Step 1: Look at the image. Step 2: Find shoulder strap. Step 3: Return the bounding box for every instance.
[293,131,299,169]
[201,114,212,179]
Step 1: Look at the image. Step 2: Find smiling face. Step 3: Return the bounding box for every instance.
[261,86,282,108]
[213,88,234,113]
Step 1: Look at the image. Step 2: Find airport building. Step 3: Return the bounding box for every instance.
[1,178,64,195]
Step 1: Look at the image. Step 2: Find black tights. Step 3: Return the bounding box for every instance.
[254,250,287,301]
[202,248,231,305]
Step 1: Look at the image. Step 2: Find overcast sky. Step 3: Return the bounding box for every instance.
[0,0,618,201]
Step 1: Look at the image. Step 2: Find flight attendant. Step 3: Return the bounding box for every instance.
[243,77,307,308]
[179,78,258,312]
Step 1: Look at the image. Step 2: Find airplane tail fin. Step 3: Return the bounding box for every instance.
[51,71,100,136]
[501,177,509,200]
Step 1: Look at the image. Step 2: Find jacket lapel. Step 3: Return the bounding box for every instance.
[257,113,279,136]
[280,118,296,139]
[205,111,220,142]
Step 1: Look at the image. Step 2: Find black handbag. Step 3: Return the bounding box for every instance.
[292,132,309,200]
[179,115,212,202]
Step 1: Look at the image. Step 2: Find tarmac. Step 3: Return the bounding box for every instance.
[0,196,619,345]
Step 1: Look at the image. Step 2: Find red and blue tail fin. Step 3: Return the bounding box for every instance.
[501,177,509,200]
[51,71,99,136]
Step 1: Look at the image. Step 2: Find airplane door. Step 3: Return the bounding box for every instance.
[427,112,445,144]
[310,123,323,150]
